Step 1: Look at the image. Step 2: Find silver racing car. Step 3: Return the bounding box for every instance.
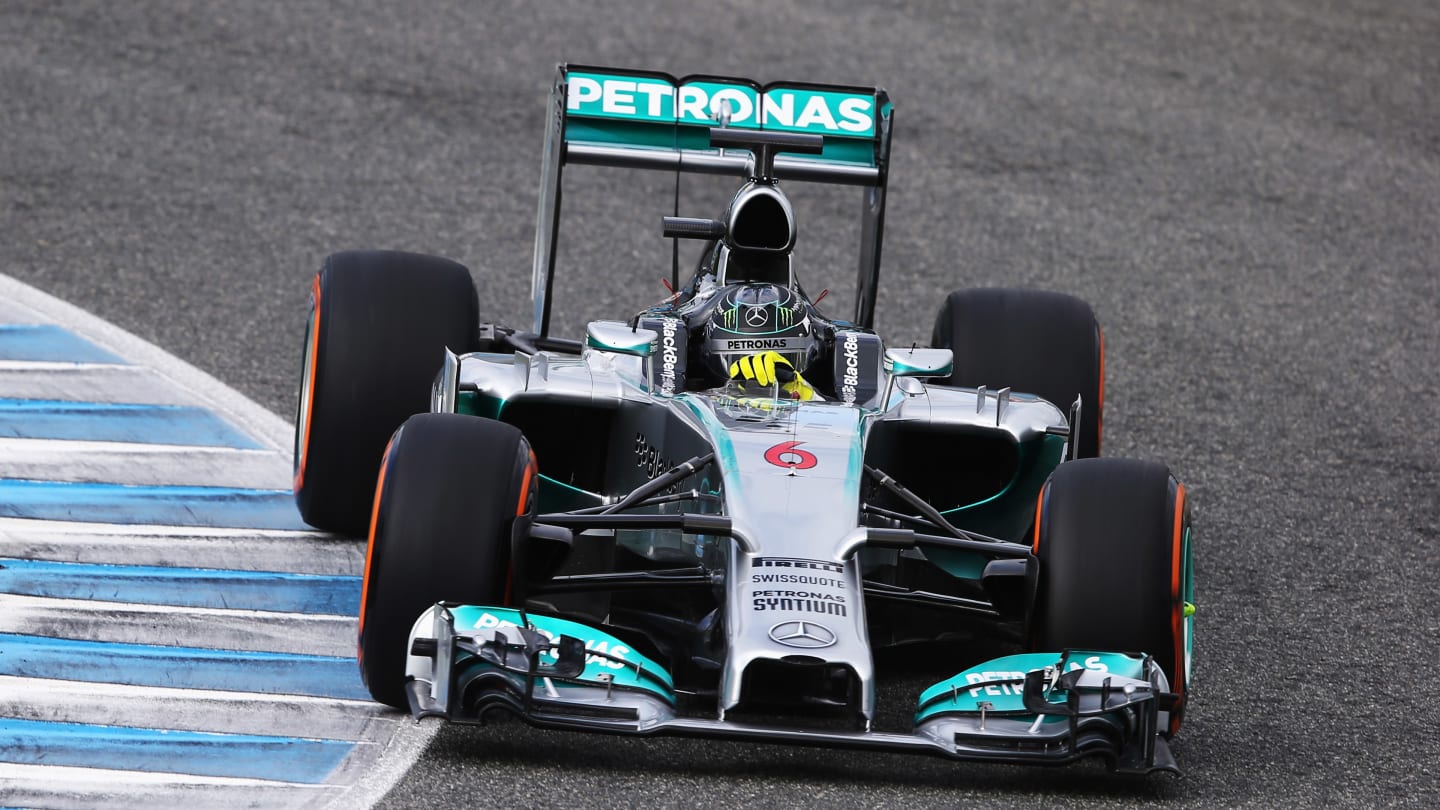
[293,64,1195,775]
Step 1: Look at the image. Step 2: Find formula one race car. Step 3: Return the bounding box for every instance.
[293,65,1194,775]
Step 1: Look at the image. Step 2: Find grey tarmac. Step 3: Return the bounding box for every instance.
[2,1,1437,807]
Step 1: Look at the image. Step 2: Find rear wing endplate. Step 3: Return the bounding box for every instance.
[532,64,893,336]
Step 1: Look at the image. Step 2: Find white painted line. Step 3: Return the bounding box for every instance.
[0,763,339,810]
[0,515,330,539]
[0,360,128,370]
[323,718,440,810]
[0,276,293,451]
[0,364,206,406]
[0,593,356,656]
[0,437,292,489]
[0,273,437,807]
[0,675,396,741]
[0,520,359,575]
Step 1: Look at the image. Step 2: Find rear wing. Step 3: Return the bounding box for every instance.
[531,64,894,336]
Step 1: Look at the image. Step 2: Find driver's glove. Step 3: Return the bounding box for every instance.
[728,351,818,401]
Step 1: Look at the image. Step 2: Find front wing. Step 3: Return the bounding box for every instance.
[404,605,1180,775]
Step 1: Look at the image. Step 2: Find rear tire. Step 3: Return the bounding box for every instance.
[293,250,479,534]
[932,288,1104,459]
[1030,457,1193,734]
[358,413,536,709]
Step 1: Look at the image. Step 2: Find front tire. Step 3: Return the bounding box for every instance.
[932,288,1104,459]
[293,250,479,535]
[1030,457,1193,734]
[358,413,536,709]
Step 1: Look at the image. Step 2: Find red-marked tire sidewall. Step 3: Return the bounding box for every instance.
[293,250,479,535]
[1031,457,1191,734]
[357,413,535,709]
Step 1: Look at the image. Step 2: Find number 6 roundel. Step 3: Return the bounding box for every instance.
[765,440,818,470]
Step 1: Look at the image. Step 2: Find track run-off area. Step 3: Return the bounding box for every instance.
[0,275,427,809]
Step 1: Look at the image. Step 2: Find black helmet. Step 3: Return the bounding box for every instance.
[702,283,819,383]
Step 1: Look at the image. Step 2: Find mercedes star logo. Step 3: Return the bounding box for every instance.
[768,620,837,649]
[744,305,769,328]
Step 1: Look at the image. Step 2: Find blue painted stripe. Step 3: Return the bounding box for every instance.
[0,324,125,363]
[0,559,360,615]
[0,633,367,700]
[0,398,262,448]
[0,718,353,783]
[0,480,312,530]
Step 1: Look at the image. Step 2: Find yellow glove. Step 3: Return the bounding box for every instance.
[728,351,818,401]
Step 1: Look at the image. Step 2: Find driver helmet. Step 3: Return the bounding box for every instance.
[702,283,819,383]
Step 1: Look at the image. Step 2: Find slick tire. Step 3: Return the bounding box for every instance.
[358,413,536,709]
[931,288,1104,459]
[1031,457,1193,734]
[293,250,479,535]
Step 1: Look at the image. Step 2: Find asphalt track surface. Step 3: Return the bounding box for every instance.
[3,1,1437,807]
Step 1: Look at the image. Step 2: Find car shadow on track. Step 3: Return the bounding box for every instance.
[406,721,1180,805]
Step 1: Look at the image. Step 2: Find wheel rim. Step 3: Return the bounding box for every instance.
[1181,523,1194,686]
[1170,485,1194,736]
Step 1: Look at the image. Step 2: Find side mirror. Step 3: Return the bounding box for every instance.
[586,321,657,357]
[884,347,953,379]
